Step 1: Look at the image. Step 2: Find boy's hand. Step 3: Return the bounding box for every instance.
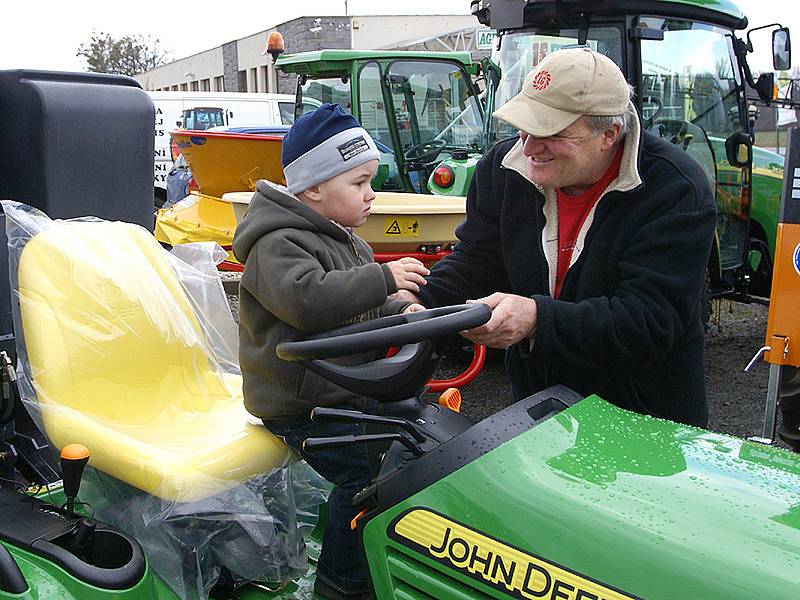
[386,257,429,293]
[403,303,426,314]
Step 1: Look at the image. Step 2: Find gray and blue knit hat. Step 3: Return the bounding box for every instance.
[281,103,380,195]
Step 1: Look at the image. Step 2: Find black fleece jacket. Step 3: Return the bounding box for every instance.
[418,129,716,426]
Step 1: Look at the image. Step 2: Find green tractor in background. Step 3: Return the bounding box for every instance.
[468,0,791,300]
[280,1,793,302]
[277,49,486,197]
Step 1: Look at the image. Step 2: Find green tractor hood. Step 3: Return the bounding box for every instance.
[364,395,800,599]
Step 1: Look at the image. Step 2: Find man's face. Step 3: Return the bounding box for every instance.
[520,117,617,191]
[317,160,378,227]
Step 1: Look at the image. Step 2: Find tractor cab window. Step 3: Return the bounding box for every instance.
[299,76,352,115]
[638,18,742,140]
[279,100,321,125]
[386,60,483,154]
[278,102,295,124]
[638,17,747,271]
[358,62,404,191]
[490,27,623,144]
[182,107,226,130]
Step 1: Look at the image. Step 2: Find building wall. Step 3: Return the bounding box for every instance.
[351,15,477,50]
[225,17,354,93]
[237,29,272,93]
[134,14,473,93]
[136,47,224,92]
[222,41,239,92]
[274,16,352,94]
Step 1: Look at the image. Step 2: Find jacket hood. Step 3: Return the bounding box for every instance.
[232,179,350,263]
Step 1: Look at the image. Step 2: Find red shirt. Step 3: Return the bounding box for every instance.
[554,147,623,298]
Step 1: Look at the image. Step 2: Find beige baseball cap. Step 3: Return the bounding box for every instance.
[493,47,630,137]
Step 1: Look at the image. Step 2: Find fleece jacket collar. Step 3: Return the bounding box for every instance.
[500,112,644,295]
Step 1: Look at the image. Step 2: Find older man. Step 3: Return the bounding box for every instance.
[416,47,716,426]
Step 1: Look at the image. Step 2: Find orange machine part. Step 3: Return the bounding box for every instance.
[60,443,90,461]
[350,508,369,531]
[764,223,800,366]
[438,388,462,412]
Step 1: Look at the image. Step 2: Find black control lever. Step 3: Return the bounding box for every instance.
[303,432,423,457]
[68,518,96,556]
[311,407,426,443]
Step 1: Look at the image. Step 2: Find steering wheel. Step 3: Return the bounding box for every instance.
[276,304,491,402]
[277,304,489,361]
[403,139,447,165]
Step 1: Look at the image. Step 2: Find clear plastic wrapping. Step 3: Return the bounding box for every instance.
[2,201,329,598]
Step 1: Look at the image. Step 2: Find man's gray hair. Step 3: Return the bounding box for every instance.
[584,84,636,140]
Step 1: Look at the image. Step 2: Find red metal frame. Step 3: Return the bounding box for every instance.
[427,344,486,391]
[373,251,451,266]
[218,249,453,272]
[219,261,244,272]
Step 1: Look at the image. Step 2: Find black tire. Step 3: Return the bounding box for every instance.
[747,229,773,298]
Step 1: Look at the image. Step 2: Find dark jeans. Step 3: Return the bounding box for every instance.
[263,402,374,595]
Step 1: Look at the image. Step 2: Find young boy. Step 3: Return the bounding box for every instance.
[232,103,428,599]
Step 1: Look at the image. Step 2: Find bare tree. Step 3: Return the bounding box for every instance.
[77,32,170,76]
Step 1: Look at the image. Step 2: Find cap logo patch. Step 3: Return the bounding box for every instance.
[338,135,370,161]
[531,70,552,91]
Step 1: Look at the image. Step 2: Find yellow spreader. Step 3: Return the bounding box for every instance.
[156,130,466,266]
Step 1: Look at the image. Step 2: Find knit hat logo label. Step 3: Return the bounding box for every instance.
[338,136,370,161]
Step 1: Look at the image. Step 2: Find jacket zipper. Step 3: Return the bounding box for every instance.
[347,232,368,324]
[348,232,363,266]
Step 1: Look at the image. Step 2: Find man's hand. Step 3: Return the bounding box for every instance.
[461,293,537,349]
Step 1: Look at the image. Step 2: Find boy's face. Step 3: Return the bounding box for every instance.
[315,160,378,228]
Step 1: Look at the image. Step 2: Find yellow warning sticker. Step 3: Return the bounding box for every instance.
[384,217,421,237]
[390,508,640,600]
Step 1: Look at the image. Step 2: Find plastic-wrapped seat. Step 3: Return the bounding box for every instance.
[14,210,288,500]
[4,201,326,598]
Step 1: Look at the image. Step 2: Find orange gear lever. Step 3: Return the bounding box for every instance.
[60,444,90,517]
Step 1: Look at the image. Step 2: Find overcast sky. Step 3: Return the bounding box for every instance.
[2,0,797,73]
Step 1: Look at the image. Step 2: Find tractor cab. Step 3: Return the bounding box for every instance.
[178,106,227,130]
[277,50,485,195]
[472,0,792,300]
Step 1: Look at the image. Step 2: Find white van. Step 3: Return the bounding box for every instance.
[148,91,296,206]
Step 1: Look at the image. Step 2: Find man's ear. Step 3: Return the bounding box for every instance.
[298,186,322,203]
[601,123,622,151]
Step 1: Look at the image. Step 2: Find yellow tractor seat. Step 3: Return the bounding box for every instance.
[16,220,288,502]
